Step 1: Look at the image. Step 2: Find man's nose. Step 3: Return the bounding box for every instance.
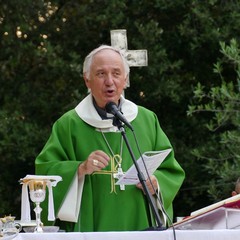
[105,74,114,85]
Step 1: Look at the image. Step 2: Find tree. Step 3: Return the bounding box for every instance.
[1,0,240,221]
[188,38,240,201]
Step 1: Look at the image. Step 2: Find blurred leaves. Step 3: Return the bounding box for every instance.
[1,0,240,218]
[188,39,240,201]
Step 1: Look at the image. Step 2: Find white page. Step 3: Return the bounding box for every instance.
[115,148,171,185]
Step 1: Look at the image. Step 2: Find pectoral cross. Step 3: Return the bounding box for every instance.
[110,29,148,87]
[92,154,125,193]
[113,164,125,190]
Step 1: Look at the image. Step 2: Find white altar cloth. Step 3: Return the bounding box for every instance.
[14,229,240,240]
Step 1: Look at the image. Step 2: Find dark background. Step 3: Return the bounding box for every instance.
[1,0,240,221]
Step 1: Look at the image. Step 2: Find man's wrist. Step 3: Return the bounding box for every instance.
[78,161,87,177]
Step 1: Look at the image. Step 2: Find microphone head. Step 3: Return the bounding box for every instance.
[105,101,133,131]
[105,101,118,114]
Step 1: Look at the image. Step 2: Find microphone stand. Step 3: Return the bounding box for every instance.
[113,118,166,231]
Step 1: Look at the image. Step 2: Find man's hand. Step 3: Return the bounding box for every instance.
[136,175,158,195]
[78,150,110,177]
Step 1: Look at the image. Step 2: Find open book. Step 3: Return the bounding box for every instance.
[115,148,171,185]
[173,194,240,230]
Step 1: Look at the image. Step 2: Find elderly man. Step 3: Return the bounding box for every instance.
[35,45,185,232]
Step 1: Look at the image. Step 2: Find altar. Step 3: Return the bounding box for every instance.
[12,229,240,240]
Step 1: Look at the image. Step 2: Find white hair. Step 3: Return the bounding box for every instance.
[83,45,130,81]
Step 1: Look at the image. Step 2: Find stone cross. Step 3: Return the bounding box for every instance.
[110,29,148,87]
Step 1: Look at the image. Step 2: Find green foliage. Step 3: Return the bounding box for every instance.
[1,0,240,220]
[188,39,240,201]
[0,110,47,216]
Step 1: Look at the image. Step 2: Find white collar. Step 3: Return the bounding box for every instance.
[75,94,138,132]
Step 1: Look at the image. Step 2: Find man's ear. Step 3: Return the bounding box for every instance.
[124,75,129,89]
[83,73,90,88]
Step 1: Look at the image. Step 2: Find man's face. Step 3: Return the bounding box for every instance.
[84,49,127,108]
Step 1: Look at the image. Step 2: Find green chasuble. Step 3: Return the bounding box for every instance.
[35,96,185,232]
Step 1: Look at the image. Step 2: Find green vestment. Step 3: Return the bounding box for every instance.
[35,98,185,232]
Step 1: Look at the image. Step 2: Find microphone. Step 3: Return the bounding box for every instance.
[105,102,133,131]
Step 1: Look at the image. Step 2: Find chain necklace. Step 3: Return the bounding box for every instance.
[99,129,125,192]
[101,130,123,163]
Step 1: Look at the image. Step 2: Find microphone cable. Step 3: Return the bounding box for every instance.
[130,129,177,240]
